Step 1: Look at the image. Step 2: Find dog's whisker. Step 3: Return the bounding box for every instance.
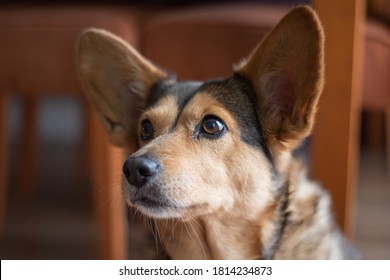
[148,218,162,256]
[129,206,139,223]
[186,218,208,259]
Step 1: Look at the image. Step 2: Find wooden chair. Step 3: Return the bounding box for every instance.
[361,18,390,166]
[0,5,144,259]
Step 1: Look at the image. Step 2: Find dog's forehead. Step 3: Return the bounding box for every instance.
[147,79,202,111]
[146,76,256,118]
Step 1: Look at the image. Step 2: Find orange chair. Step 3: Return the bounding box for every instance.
[362,18,390,163]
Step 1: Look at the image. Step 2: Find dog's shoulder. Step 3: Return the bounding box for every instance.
[274,160,360,259]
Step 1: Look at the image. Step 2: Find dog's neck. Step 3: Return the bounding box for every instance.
[202,208,263,259]
[155,187,289,260]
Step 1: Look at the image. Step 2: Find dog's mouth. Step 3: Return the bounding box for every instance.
[131,194,174,209]
[128,191,208,219]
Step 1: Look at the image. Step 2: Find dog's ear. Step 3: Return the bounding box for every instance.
[77,28,168,148]
[235,6,324,151]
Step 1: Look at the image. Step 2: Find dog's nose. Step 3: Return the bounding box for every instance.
[123,156,160,188]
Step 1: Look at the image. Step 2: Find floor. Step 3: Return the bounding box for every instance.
[1,97,390,259]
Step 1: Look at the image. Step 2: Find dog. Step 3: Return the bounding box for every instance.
[77,6,359,259]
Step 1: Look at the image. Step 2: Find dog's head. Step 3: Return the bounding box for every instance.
[77,6,324,220]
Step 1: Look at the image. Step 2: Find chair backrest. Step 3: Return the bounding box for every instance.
[0,7,142,95]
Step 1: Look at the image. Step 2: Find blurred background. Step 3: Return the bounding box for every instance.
[0,0,389,259]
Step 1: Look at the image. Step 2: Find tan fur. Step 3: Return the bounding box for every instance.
[139,95,179,137]
[77,6,359,259]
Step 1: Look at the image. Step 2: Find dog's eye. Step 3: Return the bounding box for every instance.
[201,116,226,137]
[141,119,154,141]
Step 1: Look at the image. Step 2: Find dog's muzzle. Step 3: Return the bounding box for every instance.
[123,156,160,189]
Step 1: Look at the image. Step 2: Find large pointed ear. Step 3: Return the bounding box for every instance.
[77,28,168,148]
[235,6,324,151]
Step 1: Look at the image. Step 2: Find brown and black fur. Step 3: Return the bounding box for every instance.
[77,6,359,259]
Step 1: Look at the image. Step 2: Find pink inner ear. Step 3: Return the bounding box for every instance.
[264,73,295,119]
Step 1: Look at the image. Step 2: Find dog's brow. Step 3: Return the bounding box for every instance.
[151,81,203,131]
[147,79,202,110]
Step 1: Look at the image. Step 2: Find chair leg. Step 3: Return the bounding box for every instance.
[385,109,390,183]
[17,97,38,202]
[0,94,9,233]
[312,0,365,238]
[87,105,128,259]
